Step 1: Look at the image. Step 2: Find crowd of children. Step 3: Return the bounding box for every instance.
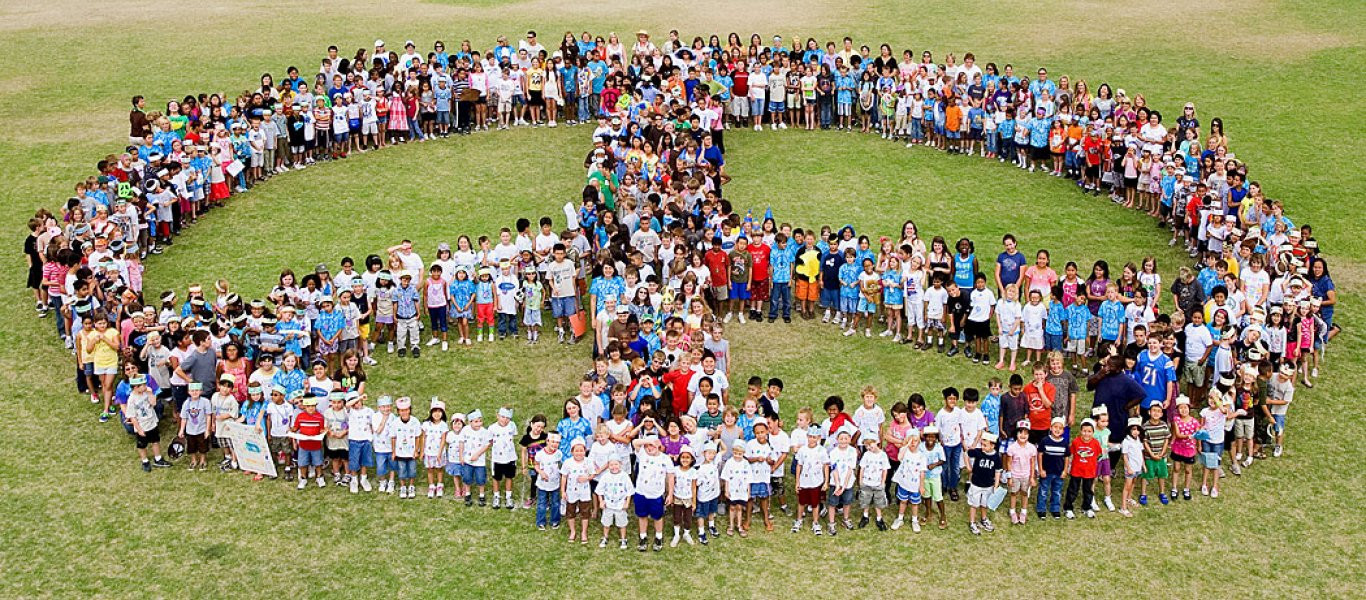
[22,28,1339,543]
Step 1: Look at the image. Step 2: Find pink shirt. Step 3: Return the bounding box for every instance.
[1006,440,1037,478]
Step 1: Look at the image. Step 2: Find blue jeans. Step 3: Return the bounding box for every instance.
[819,98,832,128]
[910,118,924,141]
[575,95,589,122]
[536,488,561,527]
[985,131,998,153]
[408,117,423,139]
[1036,473,1064,514]
[496,312,518,336]
[49,295,65,337]
[589,94,600,117]
[768,282,792,320]
[941,443,962,492]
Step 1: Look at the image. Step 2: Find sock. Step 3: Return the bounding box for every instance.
[154,455,162,461]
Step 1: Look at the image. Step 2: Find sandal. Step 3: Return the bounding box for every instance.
[938,520,948,530]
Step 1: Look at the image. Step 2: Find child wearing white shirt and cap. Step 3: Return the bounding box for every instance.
[462,408,491,506]
[533,432,563,530]
[693,442,722,544]
[561,437,594,544]
[488,406,518,509]
[595,456,634,549]
[444,413,467,500]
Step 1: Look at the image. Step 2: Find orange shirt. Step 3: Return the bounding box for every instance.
[1024,380,1058,431]
[945,105,963,132]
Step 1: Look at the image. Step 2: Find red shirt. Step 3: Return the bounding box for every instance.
[747,242,771,281]
[661,368,696,415]
[1069,436,1103,478]
[294,410,325,451]
[1083,137,1103,166]
[704,248,730,287]
[1023,380,1057,431]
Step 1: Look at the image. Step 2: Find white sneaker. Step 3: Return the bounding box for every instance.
[492,495,501,509]
[1274,445,1283,457]
[754,124,762,132]
[780,123,788,130]
[723,312,733,323]
[427,337,440,347]
[1065,510,1076,519]
[1243,456,1254,468]
[670,532,680,548]
[911,517,921,533]
[822,311,831,323]
[737,313,746,324]
[843,328,855,337]
[865,328,872,338]
[1211,488,1219,498]
[1085,509,1096,518]
[436,483,444,498]
[477,333,484,342]
[1201,485,1209,496]
[364,356,377,366]
[387,342,395,354]
[1104,496,1115,511]
[879,329,893,337]
[350,478,359,494]
[398,486,408,499]
[386,480,396,494]
[891,516,903,530]
[427,485,435,499]
[297,477,307,490]
[682,530,694,545]
[360,477,372,492]
[316,477,326,488]
[442,341,449,351]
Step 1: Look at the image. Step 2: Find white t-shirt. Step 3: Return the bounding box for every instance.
[766,430,791,477]
[996,299,1022,334]
[347,406,376,442]
[444,429,464,465]
[935,408,964,447]
[695,461,721,501]
[969,287,996,322]
[391,417,421,458]
[721,457,751,501]
[795,445,828,489]
[827,445,858,489]
[562,456,594,502]
[596,470,635,509]
[1184,323,1214,362]
[852,405,885,442]
[534,449,563,491]
[634,450,672,498]
[421,421,449,457]
[370,412,395,453]
[859,450,891,487]
[744,439,775,482]
[462,426,492,465]
[890,449,925,491]
[959,409,987,449]
[672,466,698,501]
[587,441,615,480]
[924,286,948,319]
[487,421,518,464]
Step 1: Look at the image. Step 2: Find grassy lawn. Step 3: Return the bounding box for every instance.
[0,0,1363,597]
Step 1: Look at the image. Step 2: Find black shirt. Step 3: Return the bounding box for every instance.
[1039,435,1068,475]
[967,448,1001,488]
[947,293,971,326]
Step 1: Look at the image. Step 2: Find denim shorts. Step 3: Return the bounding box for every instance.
[551,296,577,318]
[839,296,858,314]
[857,298,877,314]
[395,457,417,479]
[464,464,488,486]
[446,462,464,477]
[694,498,719,518]
[375,451,394,476]
[1045,333,1064,351]
[750,97,765,115]
[827,486,856,507]
[347,439,375,471]
[820,288,840,308]
[297,448,324,467]
[749,482,771,499]
[768,100,785,113]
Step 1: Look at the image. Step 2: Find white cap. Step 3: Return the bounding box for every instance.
[467,409,482,421]
[981,432,998,444]
[1175,395,1191,406]
[375,39,385,46]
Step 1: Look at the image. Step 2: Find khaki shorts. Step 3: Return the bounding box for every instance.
[1008,477,1030,493]
[600,507,627,527]
[1233,418,1255,439]
[858,485,888,509]
[1181,360,1207,387]
[710,285,729,301]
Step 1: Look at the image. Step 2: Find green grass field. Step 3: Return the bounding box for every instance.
[1,1,1363,597]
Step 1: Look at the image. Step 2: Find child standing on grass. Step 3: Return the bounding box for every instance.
[522,269,544,343]
[1063,419,1102,519]
[825,426,858,536]
[534,432,563,531]
[694,442,722,544]
[890,429,925,532]
[1004,423,1036,525]
[293,396,326,490]
[370,396,395,494]
[995,283,1022,370]
[1021,288,1047,366]
[744,419,776,532]
[475,268,496,343]
[519,415,549,509]
[920,426,948,529]
[562,438,595,544]
[1092,409,1115,512]
[449,268,474,346]
[125,375,171,472]
[1140,403,1171,506]
[211,377,241,471]
[488,406,518,509]
[1199,391,1234,498]
[793,426,827,535]
[391,397,421,499]
[633,435,673,551]
[421,402,448,499]
[967,273,996,364]
[322,392,350,484]
[462,409,491,505]
[178,382,212,472]
[444,413,466,500]
[669,448,698,547]
[596,456,632,548]
[721,442,752,537]
[1065,292,1092,371]
[857,437,891,530]
[965,432,1002,535]
[1119,418,1145,517]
